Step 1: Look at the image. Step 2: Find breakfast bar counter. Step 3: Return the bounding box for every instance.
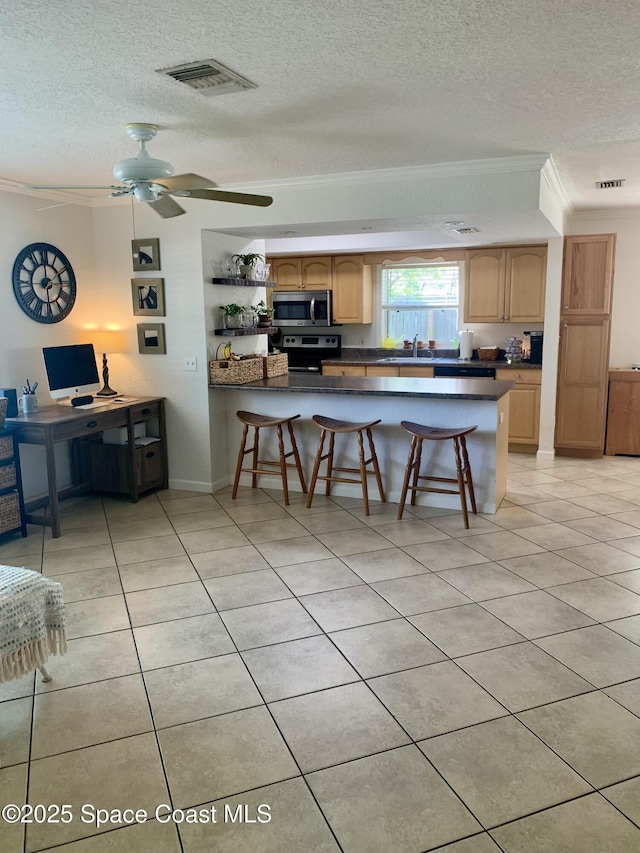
[209,374,512,512]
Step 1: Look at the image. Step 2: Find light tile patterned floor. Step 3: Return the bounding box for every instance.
[3,454,640,851]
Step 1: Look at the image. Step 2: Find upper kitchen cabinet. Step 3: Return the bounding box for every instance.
[332,255,373,324]
[270,256,332,291]
[463,245,547,323]
[561,234,615,316]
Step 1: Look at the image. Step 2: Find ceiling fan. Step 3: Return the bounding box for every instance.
[28,123,273,218]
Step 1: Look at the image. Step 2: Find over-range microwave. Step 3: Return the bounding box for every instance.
[271,290,332,327]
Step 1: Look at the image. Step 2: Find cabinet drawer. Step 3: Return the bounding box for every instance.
[0,462,17,490]
[53,409,128,441]
[496,368,542,384]
[89,440,164,494]
[131,401,161,421]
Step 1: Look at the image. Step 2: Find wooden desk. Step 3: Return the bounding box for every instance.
[7,397,167,537]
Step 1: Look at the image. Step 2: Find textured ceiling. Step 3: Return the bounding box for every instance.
[2,0,640,215]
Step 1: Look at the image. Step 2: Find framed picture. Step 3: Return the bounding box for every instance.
[137,322,166,354]
[131,278,165,316]
[131,238,160,271]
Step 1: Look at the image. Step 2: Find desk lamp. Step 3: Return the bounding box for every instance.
[82,330,125,397]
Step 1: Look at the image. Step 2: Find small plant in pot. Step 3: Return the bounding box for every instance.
[231,253,266,280]
[255,300,274,327]
[220,303,245,329]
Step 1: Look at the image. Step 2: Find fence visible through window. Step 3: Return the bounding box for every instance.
[381,262,460,344]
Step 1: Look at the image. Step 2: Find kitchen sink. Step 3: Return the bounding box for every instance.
[376,357,439,363]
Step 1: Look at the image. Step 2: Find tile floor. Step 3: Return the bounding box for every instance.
[2,454,640,851]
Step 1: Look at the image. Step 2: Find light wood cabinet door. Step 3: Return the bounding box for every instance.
[322,365,366,376]
[332,255,373,324]
[398,366,434,377]
[561,234,615,316]
[464,248,506,322]
[555,318,611,451]
[496,369,542,445]
[270,258,302,291]
[505,246,546,322]
[301,257,332,290]
[366,366,398,376]
[606,371,640,456]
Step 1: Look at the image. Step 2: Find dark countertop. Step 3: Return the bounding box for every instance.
[322,356,542,369]
[209,373,513,401]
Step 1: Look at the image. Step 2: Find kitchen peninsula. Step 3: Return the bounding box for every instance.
[209,374,512,513]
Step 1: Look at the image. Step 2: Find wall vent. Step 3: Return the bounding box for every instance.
[156,59,257,97]
[453,226,481,234]
[596,179,625,189]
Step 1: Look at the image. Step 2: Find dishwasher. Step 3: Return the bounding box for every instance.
[433,365,497,379]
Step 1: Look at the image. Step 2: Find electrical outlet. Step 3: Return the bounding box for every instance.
[184,357,197,372]
[359,337,365,346]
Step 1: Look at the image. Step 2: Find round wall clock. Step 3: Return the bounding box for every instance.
[12,242,77,323]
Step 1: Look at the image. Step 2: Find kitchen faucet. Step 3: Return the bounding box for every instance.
[412,333,419,358]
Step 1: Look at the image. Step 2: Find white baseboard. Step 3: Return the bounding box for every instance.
[167,478,214,493]
[536,449,556,463]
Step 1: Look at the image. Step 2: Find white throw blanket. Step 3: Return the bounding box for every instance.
[0,565,67,683]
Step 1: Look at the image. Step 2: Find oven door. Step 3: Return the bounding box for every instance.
[272,291,332,327]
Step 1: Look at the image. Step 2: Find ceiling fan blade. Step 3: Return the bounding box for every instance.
[183,188,273,207]
[148,194,186,218]
[155,173,218,192]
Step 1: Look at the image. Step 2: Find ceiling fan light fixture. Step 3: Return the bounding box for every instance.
[133,184,159,203]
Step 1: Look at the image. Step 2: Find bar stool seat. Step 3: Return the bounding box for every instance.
[232,411,306,506]
[398,421,478,528]
[307,415,385,516]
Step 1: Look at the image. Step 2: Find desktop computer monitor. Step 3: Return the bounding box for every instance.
[42,343,101,401]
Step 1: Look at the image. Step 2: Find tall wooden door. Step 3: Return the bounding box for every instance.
[555,317,611,451]
[561,234,615,316]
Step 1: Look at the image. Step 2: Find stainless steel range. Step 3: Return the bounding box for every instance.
[280,334,341,372]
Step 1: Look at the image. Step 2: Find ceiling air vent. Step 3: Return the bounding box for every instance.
[453,226,481,234]
[596,179,625,189]
[156,59,257,97]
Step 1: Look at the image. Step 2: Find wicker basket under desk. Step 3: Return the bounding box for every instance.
[209,357,264,385]
[0,492,21,535]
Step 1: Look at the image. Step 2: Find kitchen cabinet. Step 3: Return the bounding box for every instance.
[496,368,541,446]
[555,317,611,453]
[366,366,398,376]
[605,370,640,456]
[398,366,434,378]
[561,234,615,316]
[463,246,546,323]
[332,255,373,324]
[322,365,366,376]
[555,234,615,455]
[270,256,332,291]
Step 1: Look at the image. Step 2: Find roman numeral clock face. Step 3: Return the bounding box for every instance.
[12,242,76,323]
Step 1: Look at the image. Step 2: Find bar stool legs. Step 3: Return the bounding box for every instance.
[398,422,478,527]
[232,411,307,505]
[307,415,385,515]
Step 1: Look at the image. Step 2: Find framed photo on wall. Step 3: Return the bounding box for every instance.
[131,238,160,271]
[137,322,166,354]
[131,278,165,316]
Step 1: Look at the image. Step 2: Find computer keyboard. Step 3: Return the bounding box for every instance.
[73,402,111,410]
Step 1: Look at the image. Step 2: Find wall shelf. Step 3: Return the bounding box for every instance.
[214,326,278,337]
[211,277,276,288]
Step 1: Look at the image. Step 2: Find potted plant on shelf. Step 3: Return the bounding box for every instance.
[255,300,274,327]
[231,253,266,280]
[220,303,246,329]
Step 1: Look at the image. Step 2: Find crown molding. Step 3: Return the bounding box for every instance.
[540,156,573,215]
[224,154,552,193]
[0,178,95,206]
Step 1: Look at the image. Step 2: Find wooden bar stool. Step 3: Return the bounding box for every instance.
[307,415,385,515]
[398,421,478,528]
[232,411,307,506]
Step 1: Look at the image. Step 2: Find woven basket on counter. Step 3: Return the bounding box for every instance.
[478,347,500,361]
[209,357,264,385]
[263,353,288,378]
